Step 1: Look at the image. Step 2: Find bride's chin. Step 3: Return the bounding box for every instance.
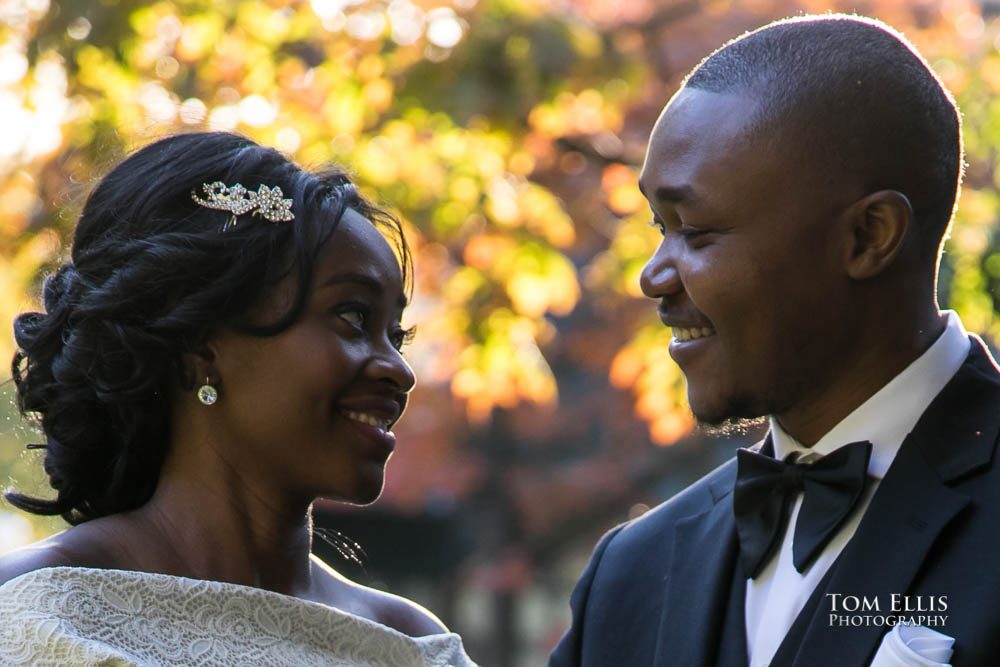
[324,477,385,507]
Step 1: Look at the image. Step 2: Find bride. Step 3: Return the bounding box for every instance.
[0,131,476,666]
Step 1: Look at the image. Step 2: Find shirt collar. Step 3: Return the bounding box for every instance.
[769,311,970,478]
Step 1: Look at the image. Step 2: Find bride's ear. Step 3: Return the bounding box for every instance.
[179,341,218,391]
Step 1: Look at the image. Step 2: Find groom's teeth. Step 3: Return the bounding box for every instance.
[673,326,716,342]
[343,410,390,430]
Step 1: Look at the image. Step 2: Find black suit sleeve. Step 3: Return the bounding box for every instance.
[549,525,625,667]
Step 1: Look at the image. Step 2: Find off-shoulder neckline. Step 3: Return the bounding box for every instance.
[0,561,460,644]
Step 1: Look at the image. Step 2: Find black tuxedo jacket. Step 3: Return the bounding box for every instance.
[551,337,1000,666]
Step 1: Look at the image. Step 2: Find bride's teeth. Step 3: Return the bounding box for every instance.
[673,326,716,341]
[343,410,390,430]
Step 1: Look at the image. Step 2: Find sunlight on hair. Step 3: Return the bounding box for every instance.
[695,416,768,439]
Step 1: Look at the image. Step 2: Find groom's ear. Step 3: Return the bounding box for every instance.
[840,190,912,280]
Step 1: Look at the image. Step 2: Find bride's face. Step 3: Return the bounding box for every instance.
[208,208,415,505]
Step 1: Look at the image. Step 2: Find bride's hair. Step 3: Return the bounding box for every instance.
[7,131,410,524]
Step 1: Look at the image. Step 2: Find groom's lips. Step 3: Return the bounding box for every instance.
[661,312,717,362]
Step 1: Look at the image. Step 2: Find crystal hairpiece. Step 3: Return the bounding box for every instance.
[191,181,294,231]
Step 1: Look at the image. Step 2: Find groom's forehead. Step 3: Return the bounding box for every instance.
[642,90,827,218]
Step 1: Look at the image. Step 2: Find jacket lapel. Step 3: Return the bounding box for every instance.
[653,460,741,666]
[775,337,1000,666]
[777,442,969,665]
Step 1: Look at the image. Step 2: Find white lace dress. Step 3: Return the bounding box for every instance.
[0,567,477,666]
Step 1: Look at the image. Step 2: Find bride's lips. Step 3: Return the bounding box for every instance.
[335,397,404,457]
[344,418,396,457]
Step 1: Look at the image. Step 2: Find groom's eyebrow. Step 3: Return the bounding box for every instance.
[639,182,698,206]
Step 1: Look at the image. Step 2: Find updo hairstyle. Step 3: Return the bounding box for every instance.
[7,131,410,524]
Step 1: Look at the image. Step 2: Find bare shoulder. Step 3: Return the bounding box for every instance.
[0,537,79,586]
[365,586,450,637]
[311,557,448,637]
[0,520,121,586]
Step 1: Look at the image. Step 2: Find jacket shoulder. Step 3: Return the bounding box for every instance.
[605,456,737,556]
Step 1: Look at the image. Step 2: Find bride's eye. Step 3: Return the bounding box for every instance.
[336,306,368,329]
[390,326,416,351]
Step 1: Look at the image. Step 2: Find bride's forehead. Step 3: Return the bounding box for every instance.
[316,210,402,283]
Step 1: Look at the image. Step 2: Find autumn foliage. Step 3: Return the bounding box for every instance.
[3,4,1000,653]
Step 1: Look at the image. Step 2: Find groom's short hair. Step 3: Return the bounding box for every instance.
[683,15,963,262]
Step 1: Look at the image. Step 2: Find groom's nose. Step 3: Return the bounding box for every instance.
[640,237,682,299]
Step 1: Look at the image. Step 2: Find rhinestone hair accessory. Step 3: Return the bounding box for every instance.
[191,181,294,231]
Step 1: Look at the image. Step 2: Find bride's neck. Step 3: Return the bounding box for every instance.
[121,442,315,597]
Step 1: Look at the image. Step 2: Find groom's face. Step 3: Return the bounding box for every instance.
[639,88,854,425]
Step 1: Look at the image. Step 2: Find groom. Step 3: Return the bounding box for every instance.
[551,14,1000,667]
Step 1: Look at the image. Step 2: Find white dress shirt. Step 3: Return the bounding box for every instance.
[744,311,971,666]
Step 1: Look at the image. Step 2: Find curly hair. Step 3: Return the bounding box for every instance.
[7,131,411,525]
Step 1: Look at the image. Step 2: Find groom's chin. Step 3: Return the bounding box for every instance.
[687,393,768,437]
[694,415,768,438]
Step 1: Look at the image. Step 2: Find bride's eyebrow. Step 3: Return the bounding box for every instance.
[319,272,408,308]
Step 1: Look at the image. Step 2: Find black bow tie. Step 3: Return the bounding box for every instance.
[733,440,872,579]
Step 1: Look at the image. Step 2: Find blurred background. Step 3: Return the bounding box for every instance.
[2,0,1000,664]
